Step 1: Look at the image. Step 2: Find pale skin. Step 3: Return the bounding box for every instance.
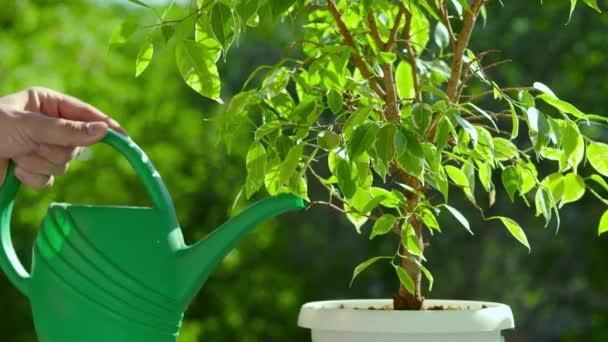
[0,87,125,189]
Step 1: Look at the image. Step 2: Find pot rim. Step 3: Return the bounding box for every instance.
[297,299,515,334]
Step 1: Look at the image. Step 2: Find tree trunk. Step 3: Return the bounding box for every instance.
[393,175,425,310]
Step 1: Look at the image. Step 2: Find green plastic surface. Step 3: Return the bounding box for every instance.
[0,129,305,342]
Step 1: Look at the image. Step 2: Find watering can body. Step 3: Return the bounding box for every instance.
[0,130,304,342]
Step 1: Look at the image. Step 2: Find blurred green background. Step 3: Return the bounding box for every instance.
[0,1,606,341]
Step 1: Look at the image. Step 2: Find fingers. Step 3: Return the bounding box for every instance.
[13,153,69,176]
[9,145,79,190]
[38,145,79,165]
[0,159,7,185]
[14,166,54,190]
[29,87,126,134]
[22,113,108,147]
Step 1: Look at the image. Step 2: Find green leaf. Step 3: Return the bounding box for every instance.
[454,114,478,145]
[535,187,554,227]
[395,61,415,100]
[395,130,424,179]
[343,106,372,137]
[587,141,608,177]
[270,0,296,15]
[279,144,303,185]
[195,16,221,62]
[560,173,585,207]
[361,194,387,214]
[493,137,519,161]
[560,121,584,172]
[599,210,608,236]
[435,116,450,150]
[468,103,499,132]
[210,2,235,54]
[519,90,536,108]
[420,207,441,231]
[135,42,154,77]
[175,40,222,103]
[336,157,356,199]
[540,173,565,207]
[418,263,434,292]
[442,204,472,235]
[501,166,521,202]
[109,19,138,47]
[346,207,369,233]
[317,130,340,150]
[587,174,608,193]
[434,22,449,49]
[370,187,402,208]
[245,141,266,198]
[376,124,397,162]
[262,68,290,98]
[488,216,530,252]
[533,81,557,99]
[411,103,431,134]
[128,0,152,8]
[237,0,260,26]
[394,265,415,294]
[327,89,343,114]
[538,93,587,120]
[264,164,281,195]
[275,135,294,159]
[350,256,392,287]
[445,165,473,201]
[377,51,396,64]
[583,0,602,13]
[402,221,424,260]
[347,122,380,159]
[370,214,398,240]
[569,0,577,23]
[508,101,519,139]
[407,4,430,54]
[518,162,538,195]
[291,98,321,125]
[255,121,281,141]
[475,160,492,193]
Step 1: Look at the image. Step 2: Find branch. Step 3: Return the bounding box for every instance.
[327,0,385,98]
[445,0,486,102]
[403,7,422,102]
[381,63,400,121]
[457,59,512,100]
[439,0,457,47]
[367,10,400,121]
[385,4,406,51]
[463,87,538,102]
[367,11,384,49]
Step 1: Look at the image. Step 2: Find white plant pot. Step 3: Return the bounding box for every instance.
[298,299,515,342]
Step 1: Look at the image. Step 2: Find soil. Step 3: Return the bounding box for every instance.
[338,304,489,311]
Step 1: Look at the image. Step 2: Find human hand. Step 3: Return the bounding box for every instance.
[0,87,125,189]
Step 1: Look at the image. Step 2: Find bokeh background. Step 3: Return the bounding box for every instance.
[0,1,606,341]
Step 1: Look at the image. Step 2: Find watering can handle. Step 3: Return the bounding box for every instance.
[0,128,175,297]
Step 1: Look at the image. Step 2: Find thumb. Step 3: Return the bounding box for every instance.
[0,159,7,186]
[24,113,108,147]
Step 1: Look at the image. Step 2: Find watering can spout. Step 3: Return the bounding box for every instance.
[176,194,305,303]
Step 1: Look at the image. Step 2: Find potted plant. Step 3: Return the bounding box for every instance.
[124,0,606,340]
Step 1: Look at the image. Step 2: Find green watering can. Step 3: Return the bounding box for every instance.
[0,129,304,342]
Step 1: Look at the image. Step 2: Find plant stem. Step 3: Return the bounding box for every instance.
[393,174,424,310]
[403,7,422,102]
[326,0,385,98]
[367,8,404,122]
[445,0,486,102]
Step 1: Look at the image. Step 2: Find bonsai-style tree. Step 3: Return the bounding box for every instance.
[123,0,606,310]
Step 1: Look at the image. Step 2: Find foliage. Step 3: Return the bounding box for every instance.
[123,0,606,307]
[1,1,607,341]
